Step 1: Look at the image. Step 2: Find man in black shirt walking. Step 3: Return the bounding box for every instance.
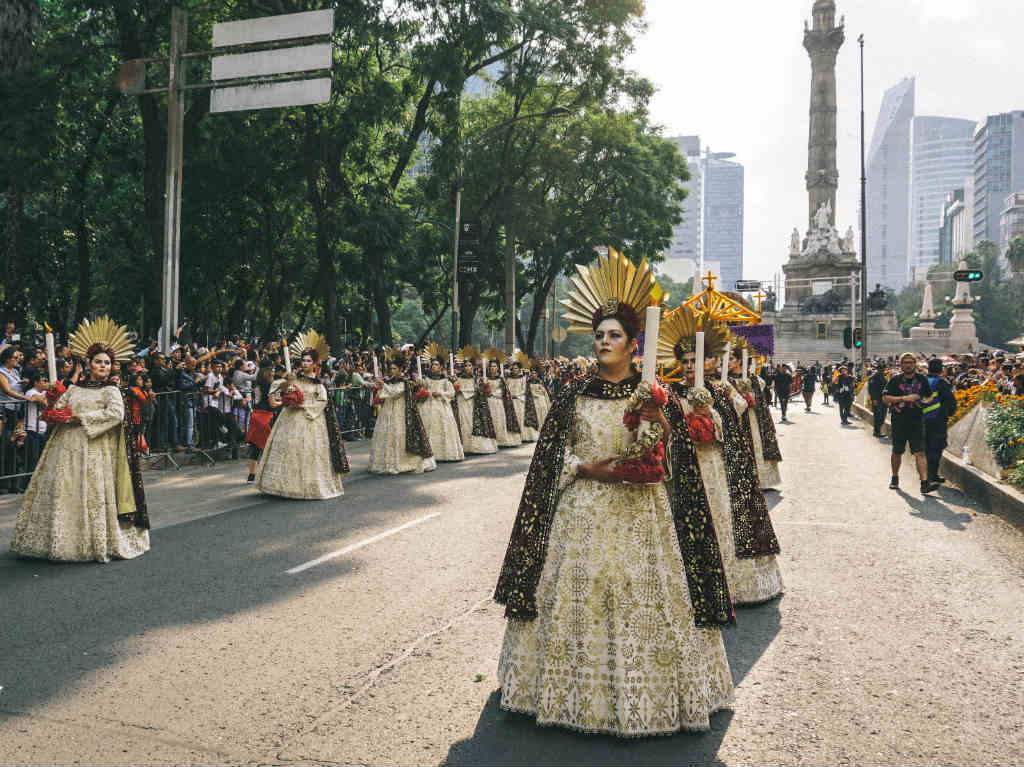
[867,362,889,437]
[882,353,937,494]
[774,364,793,423]
[922,358,956,486]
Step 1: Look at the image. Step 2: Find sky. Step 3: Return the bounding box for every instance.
[624,0,1023,285]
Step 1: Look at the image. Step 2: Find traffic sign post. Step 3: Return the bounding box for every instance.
[953,269,983,282]
[119,7,335,351]
[735,280,762,292]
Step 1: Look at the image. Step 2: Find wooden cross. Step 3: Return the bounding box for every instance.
[700,269,718,291]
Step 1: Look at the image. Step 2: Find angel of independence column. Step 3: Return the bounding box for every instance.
[804,0,845,228]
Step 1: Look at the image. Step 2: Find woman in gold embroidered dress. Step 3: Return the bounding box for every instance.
[728,345,781,489]
[369,363,436,474]
[255,336,347,499]
[496,252,734,737]
[505,360,536,442]
[12,318,149,562]
[528,368,551,429]
[485,361,521,448]
[417,358,464,462]
[454,359,497,455]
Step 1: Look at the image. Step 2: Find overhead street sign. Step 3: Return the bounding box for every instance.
[211,78,331,113]
[212,9,334,47]
[735,280,762,291]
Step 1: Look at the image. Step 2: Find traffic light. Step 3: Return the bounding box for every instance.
[853,328,864,348]
[953,269,983,282]
[843,326,852,349]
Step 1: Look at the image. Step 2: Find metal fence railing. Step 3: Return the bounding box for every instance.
[0,384,378,488]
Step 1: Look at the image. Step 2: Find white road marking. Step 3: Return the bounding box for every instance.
[285,512,442,574]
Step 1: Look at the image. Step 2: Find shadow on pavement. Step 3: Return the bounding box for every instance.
[0,447,534,724]
[441,600,781,766]
[894,488,974,531]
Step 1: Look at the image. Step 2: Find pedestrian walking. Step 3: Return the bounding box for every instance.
[922,358,956,486]
[834,365,855,425]
[801,365,817,412]
[774,364,793,422]
[867,362,889,437]
[882,352,937,495]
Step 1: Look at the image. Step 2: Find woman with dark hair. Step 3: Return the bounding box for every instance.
[244,362,278,482]
[255,331,348,499]
[369,361,435,474]
[12,318,149,562]
[496,251,734,737]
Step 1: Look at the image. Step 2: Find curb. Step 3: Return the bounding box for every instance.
[852,401,1024,518]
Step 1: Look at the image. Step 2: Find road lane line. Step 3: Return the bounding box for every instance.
[285,512,442,574]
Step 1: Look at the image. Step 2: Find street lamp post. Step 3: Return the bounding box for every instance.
[858,34,869,367]
[450,106,571,351]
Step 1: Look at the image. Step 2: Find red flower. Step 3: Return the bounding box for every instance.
[42,406,74,425]
[453,383,461,393]
[45,381,67,405]
[742,393,755,409]
[649,382,668,407]
[612,459,666,484]
[685,412,715,444]
[371,397,384,407]
[622,410,641,431]
[641,440,665,465]
[484,383,492,396]
[281,387,305,408]
[413,387,430,402]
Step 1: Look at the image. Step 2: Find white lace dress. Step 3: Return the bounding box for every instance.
[700,384,783,605]
[487,377,521,448]
[255,378,344,499]
[455,376,497,454]
[498,395,734,736]
[507,375,537,442]
[11,385,150,562]
[417,376,464,462]
[369,381,437,474]
[530,382,551,429]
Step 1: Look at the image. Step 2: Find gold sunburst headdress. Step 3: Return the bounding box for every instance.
[481,347,507,365]
[69,316,136,362]
[560,247,668,336]
[422,341,449,363]
[656,306,730,381]
[380,345,398,363]
[513,351,532,370]
[290,329,330,363]
[455,345,479,364]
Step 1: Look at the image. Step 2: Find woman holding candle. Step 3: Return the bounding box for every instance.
[505,356,539,443]
[416,352,464,462]
[369,361,436,474]
[483,350,521,448]
[454,355,497,455]
[255,330,348,499]
[496,250,734,737]
[728,338,782,490]
[11,317,149,562]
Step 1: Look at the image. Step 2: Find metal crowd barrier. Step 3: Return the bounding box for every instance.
[0,383,379,486]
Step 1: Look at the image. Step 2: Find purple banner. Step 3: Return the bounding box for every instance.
[728,323,774,355]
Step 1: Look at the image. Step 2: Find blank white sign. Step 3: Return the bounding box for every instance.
[212,9,334,48]
[210,77,331,113]
[212,43,331,80]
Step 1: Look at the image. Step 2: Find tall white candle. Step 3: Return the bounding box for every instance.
[695,331,705,389]
[449,352,455,377]
[742,347,750,380]
[44,323,57,383]
[720,341,731,380]
[641,306,661,383]
[373,354,380,379]
[283,339,292,373]
[500,362,504,377]
[416,355,423,379]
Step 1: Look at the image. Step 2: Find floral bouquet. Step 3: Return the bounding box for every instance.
[612,381,668,484]
[280,386,305,408]
[684,387,716,445]
[733,377,756,409]
[412,385,430,403]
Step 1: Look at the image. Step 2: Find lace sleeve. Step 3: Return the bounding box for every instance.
[79,387,125,439]
[558,453,583,492]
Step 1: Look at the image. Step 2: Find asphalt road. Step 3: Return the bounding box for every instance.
[1,395,1022,766]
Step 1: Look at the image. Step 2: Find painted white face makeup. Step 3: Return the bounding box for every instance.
[592,318,635,369]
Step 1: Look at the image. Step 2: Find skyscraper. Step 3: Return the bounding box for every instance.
[907,116,975,283]
[865,77,914,292]
[663,136,744,290]
[973,111,1024,249]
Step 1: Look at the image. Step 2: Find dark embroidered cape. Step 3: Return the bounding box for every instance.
[402,381,433,458]
[523,379,540,430]
[465,375,497,438]
[489,376,520,433]
[494,372,734,628]
[707,381,780,559]
[749,376,782,462]
[300,375,349,474]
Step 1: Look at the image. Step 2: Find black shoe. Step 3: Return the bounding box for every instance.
[930,476,947,485]
[889,476,899,489]
[872,431,881,437]
[921,480,938,494]
[247,473,255,483]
